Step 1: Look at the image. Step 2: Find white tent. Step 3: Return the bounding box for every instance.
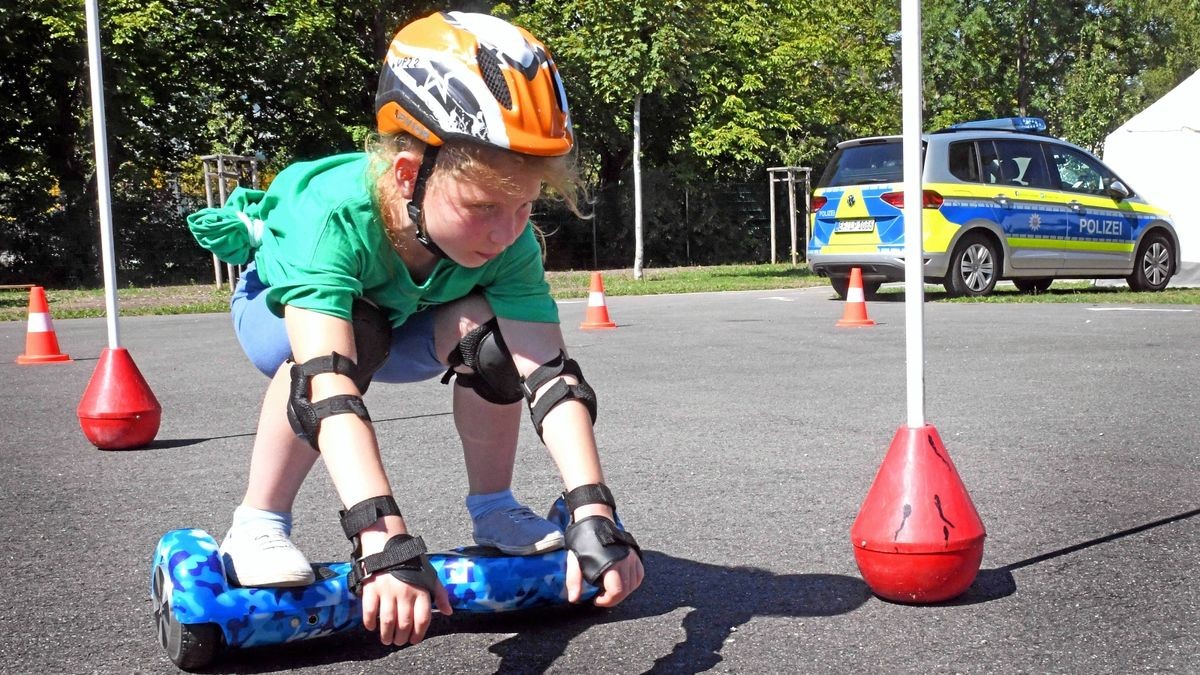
[1104,70,1200,286]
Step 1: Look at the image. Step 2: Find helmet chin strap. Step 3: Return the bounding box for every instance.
[405,145,449,260]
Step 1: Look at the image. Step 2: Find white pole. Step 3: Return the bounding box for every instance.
[901,0,925,428]
[803,169,812,256]
[84,0,120,349]
[768,171,777,264]
[787,170,798,265]
[632,93,644,280]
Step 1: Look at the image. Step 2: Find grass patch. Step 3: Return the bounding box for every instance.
[546,263,824,298]
[0,285,232,322]
[2,266,1197,322]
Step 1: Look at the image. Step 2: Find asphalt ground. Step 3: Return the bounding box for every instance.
[1,287,1196,674]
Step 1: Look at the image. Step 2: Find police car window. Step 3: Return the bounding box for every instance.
[818,141,911,188]
[993,139,1054,189]
[1047,145,1110,196]
[948,142,979,182]
[978,141,1003,184]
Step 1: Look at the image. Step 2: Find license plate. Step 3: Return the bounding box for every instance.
[835,219,876,233]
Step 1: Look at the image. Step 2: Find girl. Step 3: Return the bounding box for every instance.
[188,11,643,647]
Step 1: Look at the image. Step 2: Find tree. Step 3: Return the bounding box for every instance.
[6,1,1200,284]
[497,0,700,277]
[0,0,432,285]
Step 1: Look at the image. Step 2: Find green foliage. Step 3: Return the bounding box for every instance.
[4,1,1200,284]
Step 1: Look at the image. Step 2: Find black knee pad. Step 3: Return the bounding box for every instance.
[350,299,391,393]
[441,318,523,405]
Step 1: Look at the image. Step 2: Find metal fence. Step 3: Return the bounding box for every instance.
[2,164,811,288]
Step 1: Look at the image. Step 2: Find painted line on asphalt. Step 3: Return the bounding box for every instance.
[1086,307,1193,313]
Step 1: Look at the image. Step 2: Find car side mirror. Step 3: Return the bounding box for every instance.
[1105,179,1131,200]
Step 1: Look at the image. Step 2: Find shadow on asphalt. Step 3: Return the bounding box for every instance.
[190,509,1200,674]
[201,551,871,674]
[931,506,1200,610]
[140,412,454,449]
[1001,507,1200,573]
[447,550,874,674]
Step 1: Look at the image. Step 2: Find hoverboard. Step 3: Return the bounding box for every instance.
[150,497,597,669]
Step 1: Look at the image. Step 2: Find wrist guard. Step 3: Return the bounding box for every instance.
[563,484,642,586]
[339,496,442,597]
[347,533,441,597]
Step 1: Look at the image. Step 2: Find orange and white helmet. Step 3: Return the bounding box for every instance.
[376,11,573,157]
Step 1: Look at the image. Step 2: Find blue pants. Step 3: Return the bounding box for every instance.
[230,264,446,383]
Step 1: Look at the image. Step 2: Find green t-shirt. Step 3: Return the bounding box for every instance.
[190,153,559,327]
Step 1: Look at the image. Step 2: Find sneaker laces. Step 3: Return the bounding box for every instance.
[500,506,543,523]
[246,528,295,551]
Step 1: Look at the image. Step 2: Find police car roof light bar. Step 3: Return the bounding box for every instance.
[945,116,1048,134]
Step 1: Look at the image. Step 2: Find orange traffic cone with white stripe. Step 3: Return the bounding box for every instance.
[16,286,72,363]
[836,267,876,328]
[580,272,617,330]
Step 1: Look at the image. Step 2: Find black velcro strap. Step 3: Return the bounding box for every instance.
[339,496,403,540]
[521,351,597,438]
[565,516,642,586]
[288,352,368,451]
[311,394,370,423]
[520,351,573,401]
[529,379,597,437]
[348,534,439,596]
[564,483,616,512]
[359,535,427,575]
[530,374,595,417]
[295,352,359,380]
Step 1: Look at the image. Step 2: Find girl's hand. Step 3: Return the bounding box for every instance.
[565,548,645,607]
[360,572,453,646]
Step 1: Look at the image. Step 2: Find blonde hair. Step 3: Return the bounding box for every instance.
[366,133,588,224]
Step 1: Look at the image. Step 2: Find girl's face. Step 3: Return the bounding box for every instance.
[420,166,542,268]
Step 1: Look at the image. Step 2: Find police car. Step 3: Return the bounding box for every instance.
[806,117,1179,297]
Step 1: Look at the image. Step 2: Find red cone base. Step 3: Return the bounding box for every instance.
[77,347,161,450]
[850,424,985,603]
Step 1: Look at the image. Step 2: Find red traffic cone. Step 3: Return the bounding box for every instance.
[836,267,875,327]
[77,347,161,450]
[850,425,986,603]
[580,272,617,330]
[16,286,72,364]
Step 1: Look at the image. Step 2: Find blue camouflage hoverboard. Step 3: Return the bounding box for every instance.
[151,497,599,670]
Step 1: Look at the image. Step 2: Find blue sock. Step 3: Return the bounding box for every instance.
[466,489,520,520]
[232,504,294,536]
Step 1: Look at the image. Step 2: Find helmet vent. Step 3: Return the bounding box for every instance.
[477,48,513,110]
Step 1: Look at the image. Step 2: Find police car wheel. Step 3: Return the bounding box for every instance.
[1012,278,1052,294]
[945,233,999,297]
[1126,232,1173,292]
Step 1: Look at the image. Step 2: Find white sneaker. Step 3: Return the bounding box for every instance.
[218,524,315,587]
[472,505,565,555]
